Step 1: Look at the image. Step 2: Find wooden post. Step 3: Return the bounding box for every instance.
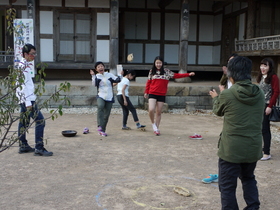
[110,0,119,75]
[27,0,34,19]
[27,0,38,72]
[246,0,256,39]
[176,0,191,83]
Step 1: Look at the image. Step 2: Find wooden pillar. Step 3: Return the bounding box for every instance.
[176,0,191,83]
[26,0,36,46]
[246,0,256,39]
[109,0,119,75]
[27,0,34,19]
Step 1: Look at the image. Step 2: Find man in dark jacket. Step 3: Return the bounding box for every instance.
[209,56,264,210]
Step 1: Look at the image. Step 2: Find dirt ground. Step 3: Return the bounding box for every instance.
[0,111,280,210]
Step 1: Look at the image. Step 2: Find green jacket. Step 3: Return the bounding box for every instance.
[212,80,265,163]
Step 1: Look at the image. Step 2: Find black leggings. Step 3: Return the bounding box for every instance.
[262,104,271,155]
[117,95,139,126]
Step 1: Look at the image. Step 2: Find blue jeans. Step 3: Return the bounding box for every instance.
[117,95,139,126]
[18,101,45,150]
[218,158,260,210]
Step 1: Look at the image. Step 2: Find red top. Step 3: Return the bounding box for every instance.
[268,74,280,108]
[145,68,191,96]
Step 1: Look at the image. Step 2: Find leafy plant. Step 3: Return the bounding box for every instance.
[0,8,71,153]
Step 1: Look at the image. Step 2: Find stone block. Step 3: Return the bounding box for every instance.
[60,85,96,96]
[185,101,196,112]
[144,102,169,112]
[41,84,56,96]
[166,86,189,96]
[128,96,139,106]
[166,96,178,107]
[129,86,145,95]
[135,77,148,84]
[189,86,213,96]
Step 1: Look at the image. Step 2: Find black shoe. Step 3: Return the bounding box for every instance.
[18,145,35,154]
[34,148,53,156]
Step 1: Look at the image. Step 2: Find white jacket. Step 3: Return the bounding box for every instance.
[16,58,36,107]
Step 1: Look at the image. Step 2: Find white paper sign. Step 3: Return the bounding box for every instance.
[14,19,35,77]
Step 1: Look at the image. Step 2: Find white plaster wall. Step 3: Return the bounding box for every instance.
[165,13,179,41]
[189,14,197,42]
[40,39,53,62]
[89,0,109,8]
[145,44,160,63]
[198,46,213,65]
[151,13,160,40]
[164,44,179,64]
[213,45,221,65]
[213,14,222,42]
[199,15,214,42]
[188,45,196,65]
[21,10,27,18]
[40,11,53,34]
[97,13,109,35]
[40,0,61,6]
[97,40,109,62]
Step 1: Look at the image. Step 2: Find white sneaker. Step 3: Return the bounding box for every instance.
[260,154,271,161]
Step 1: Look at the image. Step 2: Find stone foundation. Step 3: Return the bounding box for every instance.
[4,81,218,110]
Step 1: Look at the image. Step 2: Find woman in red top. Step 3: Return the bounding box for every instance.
[144,56,195,135]
[257,57,280,161]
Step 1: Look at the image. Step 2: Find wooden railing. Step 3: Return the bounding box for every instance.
[235,35,280,52]
[0,51,14,62]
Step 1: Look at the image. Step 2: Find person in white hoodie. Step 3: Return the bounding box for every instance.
[16,44,53,156]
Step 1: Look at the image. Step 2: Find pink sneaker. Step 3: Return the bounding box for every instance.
[97,126,102,132]
[99,131,107,137]
[154,130,160,136]
[189,133,202,140]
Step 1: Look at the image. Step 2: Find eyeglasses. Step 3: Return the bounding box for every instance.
[29,53,37,56]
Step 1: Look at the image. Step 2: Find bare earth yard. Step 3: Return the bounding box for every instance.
[1,111,279,210]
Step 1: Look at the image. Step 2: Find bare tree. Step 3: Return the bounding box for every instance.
[0,8,71,153]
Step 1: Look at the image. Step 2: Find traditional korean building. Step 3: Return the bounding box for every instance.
[0,0,280,80]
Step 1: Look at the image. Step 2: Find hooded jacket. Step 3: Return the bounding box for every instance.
[212,79,265,163]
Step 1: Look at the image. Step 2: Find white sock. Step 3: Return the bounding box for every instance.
[152,123,158,131]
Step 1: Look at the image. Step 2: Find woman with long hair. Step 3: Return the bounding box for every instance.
[144,56,195,135]
[256,57,280,160]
